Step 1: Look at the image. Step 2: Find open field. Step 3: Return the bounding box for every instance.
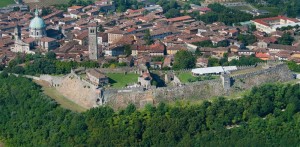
[24,0,98,7]
[34,80,87,112]
[0,0,15,8]
[230,65,263,76]
[228,5,255,11]
[106,73,139,88]
[177,72,197,83]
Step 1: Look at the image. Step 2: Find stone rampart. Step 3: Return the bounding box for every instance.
[229,63,293,92]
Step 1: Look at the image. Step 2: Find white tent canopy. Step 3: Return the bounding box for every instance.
[192,66,237,75]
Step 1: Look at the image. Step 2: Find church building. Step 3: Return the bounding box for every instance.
[12,8,59,54]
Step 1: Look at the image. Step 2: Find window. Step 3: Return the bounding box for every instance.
[37,32,39,36]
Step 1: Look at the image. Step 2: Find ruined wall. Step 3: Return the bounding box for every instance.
[104,79,225,109]
[230,64,293,92]
[55,73,99,109]
[39,63,294,110]
[104,63,294,109]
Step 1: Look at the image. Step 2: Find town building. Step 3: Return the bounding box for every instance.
[252,16,300,33]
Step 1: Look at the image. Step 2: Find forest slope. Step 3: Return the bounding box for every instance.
[0,73,300,146]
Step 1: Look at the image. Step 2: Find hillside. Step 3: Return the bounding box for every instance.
[0,74,300,146]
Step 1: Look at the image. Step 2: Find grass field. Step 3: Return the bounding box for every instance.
[106,73,139,88]
[34,80,87,112]
[0,0,15,8]
[24,0,98,8]
[228,5,254,11]
[177,72,197,83]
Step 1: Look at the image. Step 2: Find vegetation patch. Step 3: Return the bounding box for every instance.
[0,0,14,8]
[106,73,139,88]
[177,72,217,83]
[1,74,300,146]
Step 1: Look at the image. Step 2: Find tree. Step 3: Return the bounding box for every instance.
[278,33,294,45]
[195,48,203,56]
[173,50,196,70]
[124,45,132,56]
[237,34,257,46]
[165,8,181,19]
[144,29,153,45]
[208,57,220,67]
[46,51,56,60]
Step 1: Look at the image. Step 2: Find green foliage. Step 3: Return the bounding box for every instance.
[4,54,99,75]
[1,75,300,146]
[102,59,128,68]
[208,57,220,67]
[208,55,263,67]
[193,40,213,47]
[124,45,132,56]
[195,3,253,25]
[228,55,263,66]
[278,33,295,45]
[46,51,56,60]
[173,50,196,70]
[144,29,153,45]
[165,8,181,19]
[151,56,164,62]
[287,61,300,72]
[237,34,257,46]
[41,7,53,16]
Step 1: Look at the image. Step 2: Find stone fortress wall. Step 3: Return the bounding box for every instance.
[102,62,294,109]
[33,62,294,110]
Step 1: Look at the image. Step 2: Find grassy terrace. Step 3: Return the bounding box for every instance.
[177,72,218,83]
[34,80,87,112]
[0,0,14,8]
[230,65,263,76]
[177,72,197,83]
[106,73,139,88]
[25,0,98,7]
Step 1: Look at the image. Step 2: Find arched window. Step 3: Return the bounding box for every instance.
[37,32,39,36]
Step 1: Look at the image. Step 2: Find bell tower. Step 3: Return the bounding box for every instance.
[88,26,98,60]
[14,24,21,40]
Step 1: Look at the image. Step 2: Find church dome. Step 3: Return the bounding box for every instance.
[29,9,46,29]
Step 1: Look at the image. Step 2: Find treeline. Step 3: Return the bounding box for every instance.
[208,54,263,67]
[246,0,300,17]
[3,52,98,75]
[0,74,300,146]
[193,3,253,25]
[173,50,263,70]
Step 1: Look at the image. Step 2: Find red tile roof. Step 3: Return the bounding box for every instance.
[252,15,299,27]
[167,16,192,23]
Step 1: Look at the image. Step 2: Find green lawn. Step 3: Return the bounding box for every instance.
[106,73,139,88]
[177,72,197,83]
[0,0,15,8]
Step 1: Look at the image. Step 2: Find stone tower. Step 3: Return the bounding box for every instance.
[88,26,98,60]
[14,25,21,40]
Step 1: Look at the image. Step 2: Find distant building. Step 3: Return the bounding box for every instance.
[86,69,109,86]
[88,25,98,60]
[252,16,300,33]
[12,9,58,54]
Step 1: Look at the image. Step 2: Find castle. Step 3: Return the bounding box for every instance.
[34,62,295,109]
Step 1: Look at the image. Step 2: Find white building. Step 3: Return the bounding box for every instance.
[252,16,300,33]
[12,9,58,54]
